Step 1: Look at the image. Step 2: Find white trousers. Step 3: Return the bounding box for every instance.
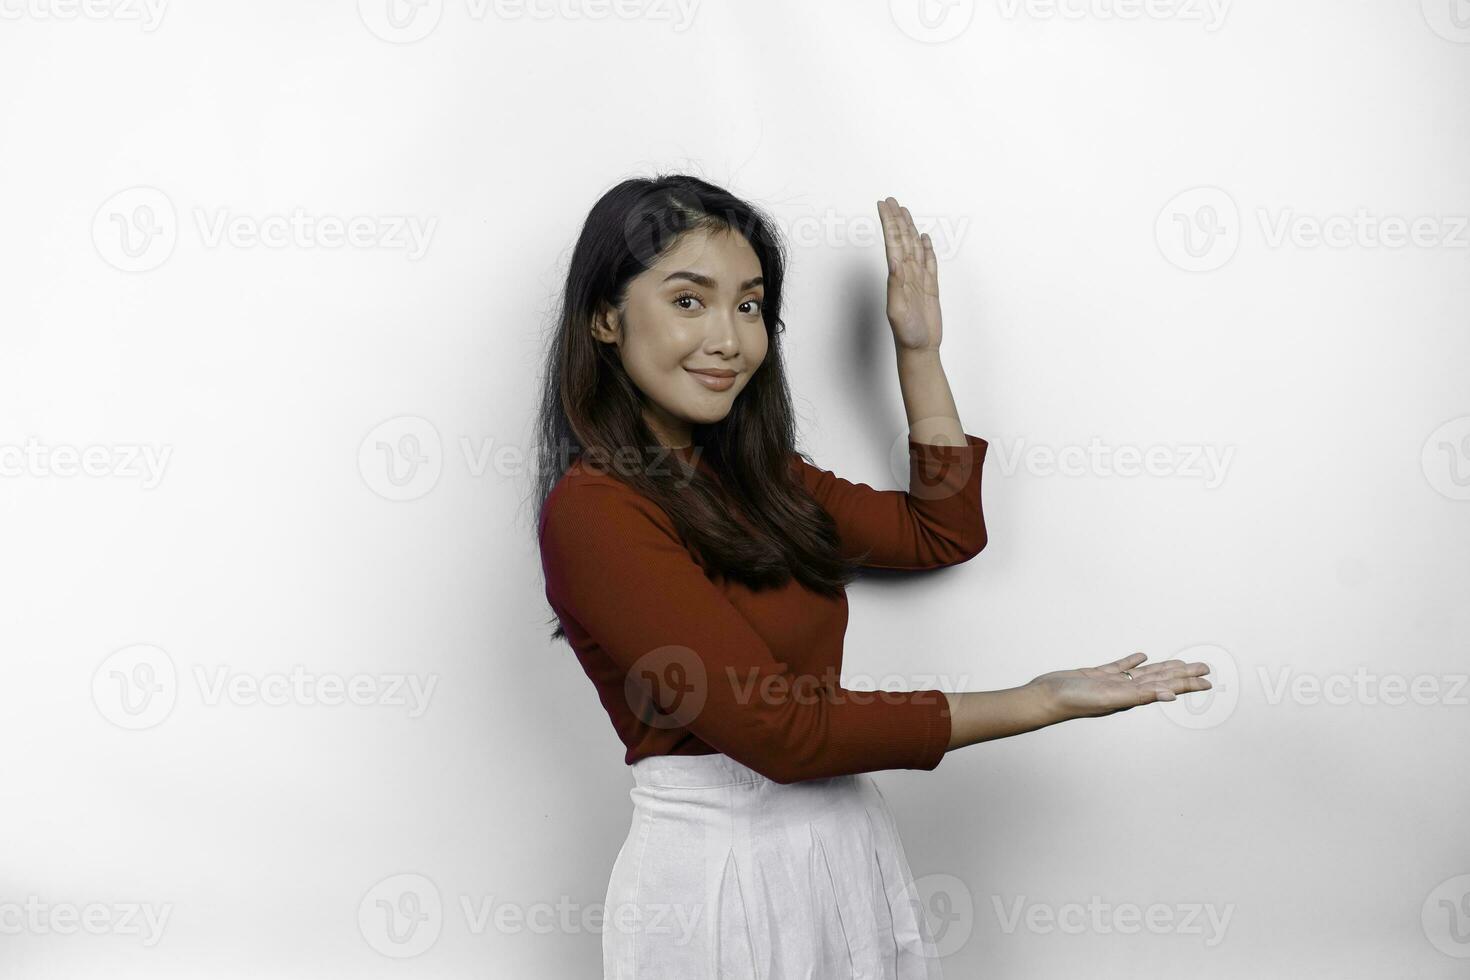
[603,752,946,979]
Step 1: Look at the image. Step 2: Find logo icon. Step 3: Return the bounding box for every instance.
[900,872,974,959]
[1423,873,1470,957]
[93,187,178,273]
[624,645,708,729]
[359,873,443,957]
[1156,187,1240,272]
[92,644,178,730]
[1158,643,1237,730]
[358,0,444,43]
[1422,0,1470,42]
[1422,416,1470,501]
[889,0,975,43]
[890,426,976,502]
[359,416,443,501]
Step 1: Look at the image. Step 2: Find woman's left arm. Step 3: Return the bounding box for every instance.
[879,195,967,449]
[788,197,988,570]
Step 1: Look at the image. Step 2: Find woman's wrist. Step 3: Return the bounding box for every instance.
[1022,678,1070,726]
[895,343,942,363]
[943,683,1069,752]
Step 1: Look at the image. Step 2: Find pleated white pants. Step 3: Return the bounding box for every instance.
[602,752,946,979]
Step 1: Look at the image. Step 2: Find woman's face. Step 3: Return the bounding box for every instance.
[593,225,769,449]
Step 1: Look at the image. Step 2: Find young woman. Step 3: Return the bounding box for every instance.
[533,175,1212,979]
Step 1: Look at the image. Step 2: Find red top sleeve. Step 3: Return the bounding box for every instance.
[792,433,989,569]
[539,434,988,784]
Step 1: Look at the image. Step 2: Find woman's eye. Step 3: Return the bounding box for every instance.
[672,293,761,314]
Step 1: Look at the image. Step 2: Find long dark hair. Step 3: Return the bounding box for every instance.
[533,174,863,640]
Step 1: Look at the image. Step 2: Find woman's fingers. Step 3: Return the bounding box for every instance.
[880,196,920,265]
[1129,660,1210,683]
[1132,658,1185,675]
[1150,665,1212,690]
[898,204,918,255]
[1099,651,1149,673]
[1041,654,1212,718]
[878,198,943,289]
[1149,676,1213,702]
[877,199,902,275]
[1104,657,1212,684]
[879,198,906,273]
[881,198,904,256]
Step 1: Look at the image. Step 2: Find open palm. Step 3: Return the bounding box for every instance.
[877,196,943,352]
[1031,652,1213,720]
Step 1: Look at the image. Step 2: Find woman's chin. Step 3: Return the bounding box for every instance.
[678,402,733,425]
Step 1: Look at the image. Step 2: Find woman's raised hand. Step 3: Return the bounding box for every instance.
[1029,653,1214,721]
[877,196,943,353]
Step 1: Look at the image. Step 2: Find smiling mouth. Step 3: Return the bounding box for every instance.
[685,368,737,391]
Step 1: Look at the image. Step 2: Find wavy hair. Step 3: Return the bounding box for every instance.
[533,174,863,639]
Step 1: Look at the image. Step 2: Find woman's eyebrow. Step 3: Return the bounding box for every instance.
[662,271,764,291]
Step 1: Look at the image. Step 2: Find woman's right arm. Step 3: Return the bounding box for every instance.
[539,474,954,785]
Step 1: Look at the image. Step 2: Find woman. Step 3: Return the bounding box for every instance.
[533,175,1212,978]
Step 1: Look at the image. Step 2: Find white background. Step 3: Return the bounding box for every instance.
[2,0,1468,976]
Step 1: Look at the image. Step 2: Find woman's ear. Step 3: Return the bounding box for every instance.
[590,303,620,345]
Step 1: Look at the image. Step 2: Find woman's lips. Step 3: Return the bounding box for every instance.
[685,369,736,391]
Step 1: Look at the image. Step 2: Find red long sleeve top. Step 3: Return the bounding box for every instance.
[537,433,989,784]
